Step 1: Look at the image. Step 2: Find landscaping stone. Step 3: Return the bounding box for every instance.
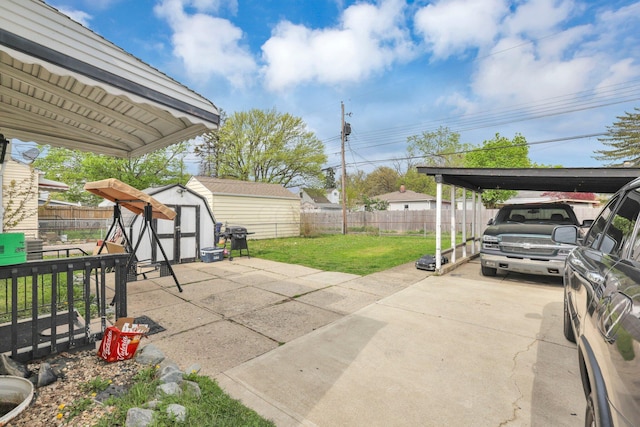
[125,407,154,427]
[135,343,165,366]
[0,354,29,377]
[36,362,57,387]
[166,403,187,422]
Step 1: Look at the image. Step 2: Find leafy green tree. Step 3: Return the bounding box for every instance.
[403,126,469,200]
[595,108,640,165]
[407,126,469,167]
[193,109,227,177]
[210,108,327,187]
[339,170,367,211]
[361,195,389,212]
[34,144,190,205]
[324,168,336,189]
[464,133,531,208]
[364,166,400,196]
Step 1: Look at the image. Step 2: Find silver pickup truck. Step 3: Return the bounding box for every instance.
[480,202,592,277]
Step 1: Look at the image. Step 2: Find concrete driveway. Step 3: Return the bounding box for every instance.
[120,255,584,426]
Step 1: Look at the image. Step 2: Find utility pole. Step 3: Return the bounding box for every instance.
[340,102,350,235]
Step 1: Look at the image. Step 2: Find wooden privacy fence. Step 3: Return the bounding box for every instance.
[38,206,113,220]
[301,206,601,235]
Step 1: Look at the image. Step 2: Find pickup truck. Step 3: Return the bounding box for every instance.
[480,202,592,277]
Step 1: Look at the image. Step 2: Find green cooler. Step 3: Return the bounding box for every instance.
[0,232,26,265]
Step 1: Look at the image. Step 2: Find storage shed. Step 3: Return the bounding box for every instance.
[186,177,300,239]
[105,184,217,264]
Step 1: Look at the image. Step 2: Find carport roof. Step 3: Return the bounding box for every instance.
[417,167,640,194]
[0,0,219,158]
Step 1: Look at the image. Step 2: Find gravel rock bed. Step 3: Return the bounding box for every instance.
[10,349,141,426]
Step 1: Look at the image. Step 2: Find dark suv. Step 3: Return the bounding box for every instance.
[554,177,640,426]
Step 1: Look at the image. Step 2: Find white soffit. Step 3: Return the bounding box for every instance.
[0,0,219,158]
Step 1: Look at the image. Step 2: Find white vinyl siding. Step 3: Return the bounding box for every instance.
[3,160,38,238]
[186,178,300,239]
[211,194,299,239]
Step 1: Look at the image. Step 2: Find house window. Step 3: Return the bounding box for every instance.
[404,204,409,210]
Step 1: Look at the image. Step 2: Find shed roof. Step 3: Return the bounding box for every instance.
[0,0,219,158]
[193,177,298,199]
[417,167,640,194]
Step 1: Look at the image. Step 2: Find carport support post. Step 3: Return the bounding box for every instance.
[471,192,476,255]
[435,175,443,272]
[450,185,456,264]
[462,188,467,258]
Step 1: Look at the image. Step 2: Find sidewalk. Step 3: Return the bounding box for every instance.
[116,255,584,426]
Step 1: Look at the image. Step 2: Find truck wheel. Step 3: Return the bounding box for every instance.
[481,265,497,276]
[563,299,576,343]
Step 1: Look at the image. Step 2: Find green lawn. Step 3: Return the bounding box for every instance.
[249,234,443,276]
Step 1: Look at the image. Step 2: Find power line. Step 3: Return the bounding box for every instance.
[325,132,608,170]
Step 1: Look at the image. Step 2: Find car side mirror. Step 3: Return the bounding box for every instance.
[552,225,578,245]
[581,219,594,227]
[487,218,494,225]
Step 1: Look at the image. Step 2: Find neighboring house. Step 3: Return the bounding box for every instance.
[186,176,300,239]
[299,188,342,212]
[326,188,340,204]
[376,185,450,211]
[38,173,72,206]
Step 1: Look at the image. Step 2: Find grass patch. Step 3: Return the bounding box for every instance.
[249,234,446,276]
[96,367,275,427]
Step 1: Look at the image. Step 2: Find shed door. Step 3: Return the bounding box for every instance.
[154,205,199,264]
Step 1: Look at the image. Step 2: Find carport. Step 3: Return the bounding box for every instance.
[417,166,640,273]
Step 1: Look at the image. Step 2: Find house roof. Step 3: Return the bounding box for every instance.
[38,175,68,191]
[377,189,439,203]
[0,0,219,158]
[193,176,298,199]
[302,188,331,204]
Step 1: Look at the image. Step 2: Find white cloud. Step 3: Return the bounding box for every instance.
[447,0,640,119]
[413,0,508,59]
[188,0,238,15]
[502,0,575,38]
[472,36,595,104]
[261,0,415,92]
[154,0,255,87]
[54,6,93,27]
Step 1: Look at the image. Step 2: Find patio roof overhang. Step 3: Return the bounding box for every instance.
[0,0,219,158]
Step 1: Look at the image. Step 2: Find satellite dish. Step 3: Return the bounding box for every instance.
[22,148,40,164]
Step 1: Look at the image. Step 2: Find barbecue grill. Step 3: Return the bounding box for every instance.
[221,226,251,260]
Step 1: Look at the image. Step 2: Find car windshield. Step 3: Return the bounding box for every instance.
[495,206,576,225]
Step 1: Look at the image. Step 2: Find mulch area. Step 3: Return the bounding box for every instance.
[10,349,140,426]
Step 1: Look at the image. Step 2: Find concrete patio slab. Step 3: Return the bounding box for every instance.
[231,300,342,344]
[149,319,279,377]
[252,278,328,298]
[197,286,289,318]
[132,301,222,336]
[217,261,583,426]
[296,285,382,315]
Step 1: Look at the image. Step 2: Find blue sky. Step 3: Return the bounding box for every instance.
[43,0,640,176]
